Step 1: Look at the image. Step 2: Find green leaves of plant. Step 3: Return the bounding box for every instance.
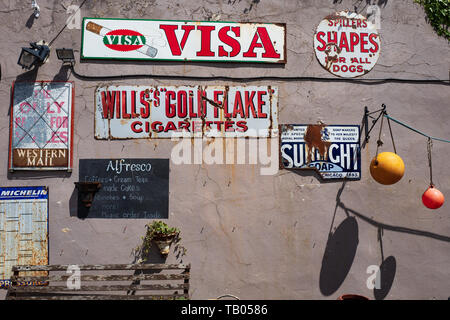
[415,0,450,40]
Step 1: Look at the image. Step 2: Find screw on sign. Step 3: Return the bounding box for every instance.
[314,11,381,78]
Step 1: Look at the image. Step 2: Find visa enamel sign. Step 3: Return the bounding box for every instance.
[82,18,286,63]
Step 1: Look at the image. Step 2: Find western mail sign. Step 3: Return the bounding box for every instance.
[280,124,360,179]
[82,18,286,63]
[8,81,74,171]
[95,85,278,139]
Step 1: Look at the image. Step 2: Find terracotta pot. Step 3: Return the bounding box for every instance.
[338,294,369,300]
[154,239,173,255]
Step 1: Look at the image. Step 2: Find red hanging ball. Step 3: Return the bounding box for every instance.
[422,186,445,209]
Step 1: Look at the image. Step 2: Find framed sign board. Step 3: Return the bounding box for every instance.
[95,85,278,139]
[78,159,169,219]
[280,124,361,180]
[82,18,286,63]
[0,186,49,287]
[8,81,74,171]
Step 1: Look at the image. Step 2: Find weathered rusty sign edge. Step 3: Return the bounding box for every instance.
[279,124,361,181]
[81,17,286,63]
[0,186,49,288]
[8,81,75,172]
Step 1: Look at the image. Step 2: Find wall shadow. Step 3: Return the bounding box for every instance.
[52,65,71,82]
[374,255,396,300]
[338,202,450,243]
[79,58,285,70]
[7,171,72,180]
[319,216,359,296]
[25,13,36,29]
[327,179,450,299]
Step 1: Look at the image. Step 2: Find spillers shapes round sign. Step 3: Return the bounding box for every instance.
[314,11,381,78]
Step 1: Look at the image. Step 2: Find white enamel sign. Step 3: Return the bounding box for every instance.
[314,11,381,77]
[95,85,278,139]
[82,18,286,63]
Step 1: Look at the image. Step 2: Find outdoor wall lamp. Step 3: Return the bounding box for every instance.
[32,0,40,18]
[56,48,75,66]
[74,182,102,208]
[17,41,50,70]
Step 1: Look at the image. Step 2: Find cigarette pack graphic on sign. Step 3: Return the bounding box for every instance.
[280,124,361,179]
[82,18,286,63]
[314,11,381,78]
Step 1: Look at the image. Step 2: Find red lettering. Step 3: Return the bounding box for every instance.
[213,91,223,118]
[153,89,160,107]
[196,25,215,56]
[338,32,349,52]
[236,121,248,132]
[232,91,245,117]
[160,25,195,56]
[369,34,379,53]
[224,121,235,132]
[198,89,207,117]
[151,121,164,132]
[122,91,130,119]
[349,32,359,52]
[178,121,190,132]
[131,91,139,118]
[177,90,188,118]
[245,91,257,118]
[140,90,150,118]
[101,91,115,119]
[115,91,121,118]
[316,31,326,51]
[327,31,338,44]
[165,91,176,118]
[213,120,224,131]
[188,91,197,118]
[164,121,177,132]
[218,26,241,57]
[360,33,369,53]
[257,91,267,118]
[243,27,280,59]
[131,121,143,133]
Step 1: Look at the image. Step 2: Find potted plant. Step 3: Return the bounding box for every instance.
[135,221,182,260]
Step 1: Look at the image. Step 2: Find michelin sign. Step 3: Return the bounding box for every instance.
[280,124,360,179]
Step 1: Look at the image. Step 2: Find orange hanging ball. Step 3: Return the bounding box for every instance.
[422,186,445,209]
[370,152,405,185]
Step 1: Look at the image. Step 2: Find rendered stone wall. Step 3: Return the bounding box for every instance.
[0,0,449,299]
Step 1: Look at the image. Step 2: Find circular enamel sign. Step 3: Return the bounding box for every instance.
[314,11,381,78]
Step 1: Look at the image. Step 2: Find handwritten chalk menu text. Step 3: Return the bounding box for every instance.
[9,81,74,171]
[78,159,169,218]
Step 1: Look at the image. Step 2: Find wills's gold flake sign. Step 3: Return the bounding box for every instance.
[82,18,286,63]
[8,82,74,171]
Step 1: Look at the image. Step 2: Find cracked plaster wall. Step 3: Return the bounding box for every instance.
[0,0,449,299]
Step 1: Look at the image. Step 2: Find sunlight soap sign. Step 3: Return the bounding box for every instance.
[280,124,360,179]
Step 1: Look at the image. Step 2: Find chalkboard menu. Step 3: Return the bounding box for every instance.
[78,159,169,219]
